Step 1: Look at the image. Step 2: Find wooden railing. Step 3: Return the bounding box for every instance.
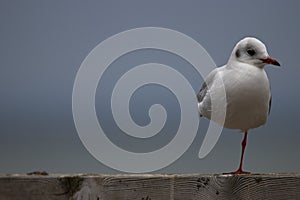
[0,173,299,199]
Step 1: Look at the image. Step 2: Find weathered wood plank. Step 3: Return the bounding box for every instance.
[0,174,299,200]
[174,174,300,200]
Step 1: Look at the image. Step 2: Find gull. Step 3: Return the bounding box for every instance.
[198,37,280,174]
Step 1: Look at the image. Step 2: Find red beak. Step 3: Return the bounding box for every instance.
[261,57,281,66]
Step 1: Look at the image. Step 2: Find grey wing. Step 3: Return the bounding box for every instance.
[197,66,222,103]
[197,82,208,103]
[268,84,272,115]
[268,95,272,115]
[197,68,219,102]
[197,67,221,116]
[197,66,225,118]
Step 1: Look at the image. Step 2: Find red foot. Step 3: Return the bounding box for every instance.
[223,169,250,175]
[223,132,251,175]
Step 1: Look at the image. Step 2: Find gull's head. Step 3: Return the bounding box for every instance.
[230,37,280,68]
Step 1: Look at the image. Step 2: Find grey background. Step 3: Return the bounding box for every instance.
[1,0,299,174]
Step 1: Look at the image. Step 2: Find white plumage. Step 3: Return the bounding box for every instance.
[198,37,280,174]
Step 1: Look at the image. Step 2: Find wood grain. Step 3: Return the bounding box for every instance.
[0,174,299,200]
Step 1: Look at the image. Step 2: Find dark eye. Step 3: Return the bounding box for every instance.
[247,49,256,56]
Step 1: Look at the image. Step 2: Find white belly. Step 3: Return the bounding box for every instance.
[199,65,271,131]
[223,67,271,130]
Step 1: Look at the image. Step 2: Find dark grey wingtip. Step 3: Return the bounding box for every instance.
[197,82,208,103]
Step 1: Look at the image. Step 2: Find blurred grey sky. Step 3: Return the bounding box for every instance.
[0,0,299,174]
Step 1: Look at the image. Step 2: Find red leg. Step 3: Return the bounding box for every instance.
[224,131,250,174]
